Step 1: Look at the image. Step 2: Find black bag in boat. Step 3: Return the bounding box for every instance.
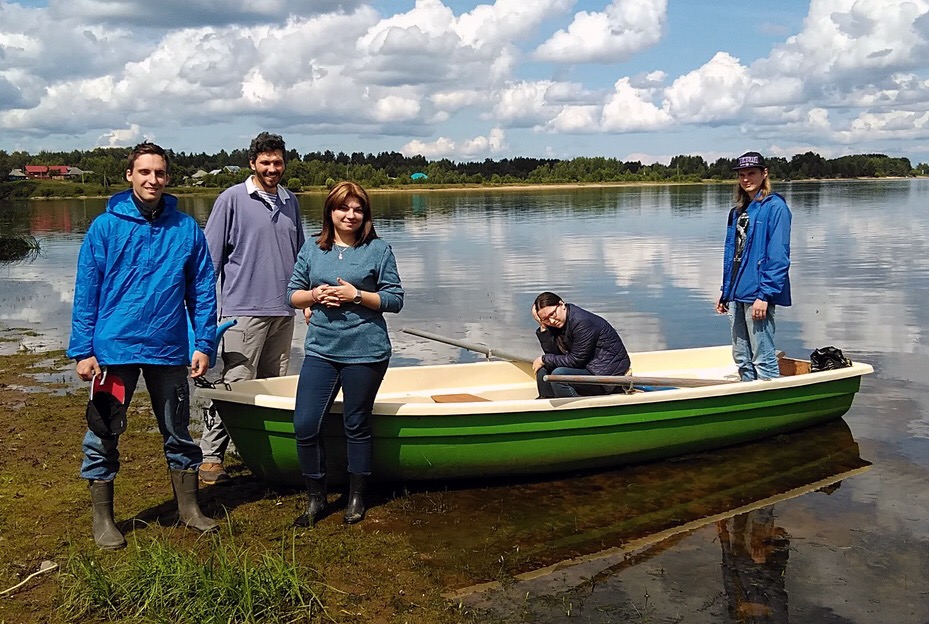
[810,346,852,372]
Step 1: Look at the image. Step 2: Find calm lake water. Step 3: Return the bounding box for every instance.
[2,181,928,622]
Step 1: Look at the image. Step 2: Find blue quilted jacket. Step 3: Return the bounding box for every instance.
[537,304,631,375]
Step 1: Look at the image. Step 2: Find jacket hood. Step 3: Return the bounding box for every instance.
[106,188,178,221]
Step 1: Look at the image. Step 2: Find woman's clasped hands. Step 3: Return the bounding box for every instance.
[311,278,358,308]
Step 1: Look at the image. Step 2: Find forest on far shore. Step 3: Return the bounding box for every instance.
[1,147,922,200]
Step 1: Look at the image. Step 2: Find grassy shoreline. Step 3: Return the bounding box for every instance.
[0,344,481,623]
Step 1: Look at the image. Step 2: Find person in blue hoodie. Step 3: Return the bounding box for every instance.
[67,142,218,549]
[716,152,792,381]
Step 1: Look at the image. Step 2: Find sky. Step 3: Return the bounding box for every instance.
[1,0,929,165]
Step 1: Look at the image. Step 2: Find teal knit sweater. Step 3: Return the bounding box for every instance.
[287,238,403,363]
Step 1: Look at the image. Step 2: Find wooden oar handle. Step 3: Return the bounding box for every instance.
[401,328,534,364]
[544,374,737,388]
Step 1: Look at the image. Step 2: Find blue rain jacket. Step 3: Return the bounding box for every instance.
[67,189,217,365]
[720,192,792,306]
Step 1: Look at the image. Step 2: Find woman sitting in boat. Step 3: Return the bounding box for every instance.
[286,181,404,527]
[531,292,631,398]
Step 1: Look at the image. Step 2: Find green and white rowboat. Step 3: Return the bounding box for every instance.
[197,345,872,485]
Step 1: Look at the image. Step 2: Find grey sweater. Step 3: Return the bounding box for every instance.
[204,179,305,317]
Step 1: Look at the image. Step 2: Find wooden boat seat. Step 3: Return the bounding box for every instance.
[431,393,491,403]
[778,356,811,376]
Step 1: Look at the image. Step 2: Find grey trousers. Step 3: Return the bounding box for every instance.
[199,315,295,463]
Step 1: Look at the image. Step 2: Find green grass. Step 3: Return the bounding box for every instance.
[59,529,329,623]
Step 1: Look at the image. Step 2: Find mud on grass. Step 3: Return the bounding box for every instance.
[0,352,480,624]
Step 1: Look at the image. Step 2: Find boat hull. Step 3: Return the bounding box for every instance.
[202,348,868,485]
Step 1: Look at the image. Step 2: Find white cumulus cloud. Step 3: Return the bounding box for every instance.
[663,52,750,123]
[545,106,600,132]
[534,0,667,64]
[601,78,671,131]
[97,124,145,147]
[401,128,506,158]
[490,81,558,127]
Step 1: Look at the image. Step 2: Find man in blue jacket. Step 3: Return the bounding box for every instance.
[67,142,218,549]
[716,152,792,381]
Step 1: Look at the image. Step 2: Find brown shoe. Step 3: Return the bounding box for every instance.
[198,461,231,486]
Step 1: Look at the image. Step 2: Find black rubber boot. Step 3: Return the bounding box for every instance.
[294,477,327,527]
[169,468,219,533]
[88,480,126,550]
[343,473,368,524]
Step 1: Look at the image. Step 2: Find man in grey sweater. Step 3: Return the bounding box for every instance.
[198,132,305,484]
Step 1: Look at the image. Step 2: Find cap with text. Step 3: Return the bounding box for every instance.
[732,151,766,170]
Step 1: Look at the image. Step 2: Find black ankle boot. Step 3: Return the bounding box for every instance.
[294,477,326,527]
[343,473,367,524]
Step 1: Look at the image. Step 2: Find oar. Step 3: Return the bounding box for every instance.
[401,328,533,363]
[403,328,737,388]
[544,374,738,388]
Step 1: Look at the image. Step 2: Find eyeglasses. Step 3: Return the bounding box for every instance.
[537,302,563,322]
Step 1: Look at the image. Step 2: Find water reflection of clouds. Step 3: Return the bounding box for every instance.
[601,234,720,293]
[470,182,920,375]
[4,181,929,369]
[0,238,80,351]
[791,206,929,355]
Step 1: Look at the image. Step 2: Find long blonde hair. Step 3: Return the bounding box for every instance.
[733,170,772,209]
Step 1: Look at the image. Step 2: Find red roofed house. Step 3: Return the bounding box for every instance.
[24,165,75,179]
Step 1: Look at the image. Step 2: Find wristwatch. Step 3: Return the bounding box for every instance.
[352,289,363,304]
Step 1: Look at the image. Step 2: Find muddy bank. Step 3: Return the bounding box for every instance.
[1,328,927,623]
[0,349,476,623]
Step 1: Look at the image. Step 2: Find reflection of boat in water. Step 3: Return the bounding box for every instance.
[199,345,872,485]
[381,418,870,594]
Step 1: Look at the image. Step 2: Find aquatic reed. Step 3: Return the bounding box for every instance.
[0,234,39,263]
[58,530,328,623]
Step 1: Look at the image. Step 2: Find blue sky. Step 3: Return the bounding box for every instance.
[2,0,928,165]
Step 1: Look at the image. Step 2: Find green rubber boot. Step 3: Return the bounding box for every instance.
[169,468,218,533]
[88,480,126,550]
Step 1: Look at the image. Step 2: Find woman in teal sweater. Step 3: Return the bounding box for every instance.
[287,181,403,526]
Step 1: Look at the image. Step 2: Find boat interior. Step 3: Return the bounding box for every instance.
[206,345,753,404]
[197,345,872,417]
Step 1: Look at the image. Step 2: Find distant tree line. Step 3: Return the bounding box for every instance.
[0,146,921,194]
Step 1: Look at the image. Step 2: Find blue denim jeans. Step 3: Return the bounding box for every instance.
[536,366,617,398]
[81,365,203,481]
[729,302,779,381]
[293,355,389,479]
